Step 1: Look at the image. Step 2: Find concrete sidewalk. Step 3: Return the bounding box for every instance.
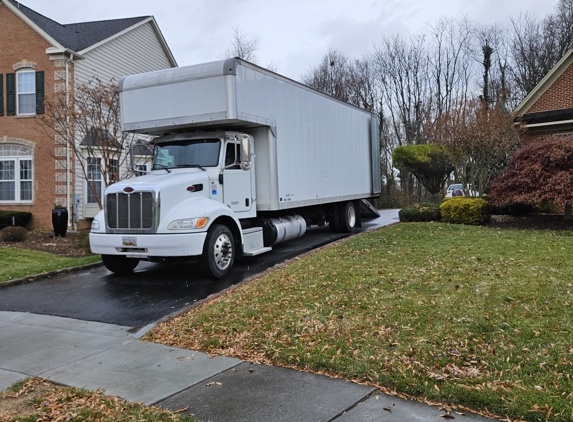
[0,311,493,421]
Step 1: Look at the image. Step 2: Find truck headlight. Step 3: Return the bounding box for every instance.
[167,217,209,230]
[91,218,100,231]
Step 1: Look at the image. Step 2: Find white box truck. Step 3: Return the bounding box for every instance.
[89,59,380,278]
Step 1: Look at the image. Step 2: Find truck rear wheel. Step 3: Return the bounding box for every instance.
[200,224,235,278]
[336,201,357,233]
[101,255,140,274]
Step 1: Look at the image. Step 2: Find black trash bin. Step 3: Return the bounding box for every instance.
[52,207,68,237]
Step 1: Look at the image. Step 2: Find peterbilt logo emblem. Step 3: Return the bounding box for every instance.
[123,187,134,193]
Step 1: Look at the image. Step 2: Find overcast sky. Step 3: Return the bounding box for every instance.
[17,0,558,79]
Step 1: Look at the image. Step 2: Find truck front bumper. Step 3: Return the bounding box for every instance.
[89,232,207,257]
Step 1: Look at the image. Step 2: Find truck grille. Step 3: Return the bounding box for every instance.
[106,191,156,233]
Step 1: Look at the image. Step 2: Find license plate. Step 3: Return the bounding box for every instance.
[122,236,137,247]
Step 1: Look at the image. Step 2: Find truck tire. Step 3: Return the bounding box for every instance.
[336,201,357,233]
[329,207,341,233]
[200,224,235,279]
[101,255,140,274]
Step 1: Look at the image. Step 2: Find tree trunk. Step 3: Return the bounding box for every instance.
[565,203,572,220]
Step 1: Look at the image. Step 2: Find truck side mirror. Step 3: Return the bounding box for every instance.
[239,135,252,171]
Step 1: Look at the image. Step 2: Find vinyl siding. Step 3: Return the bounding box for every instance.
[74,21,173,84]
[73,21,175,218]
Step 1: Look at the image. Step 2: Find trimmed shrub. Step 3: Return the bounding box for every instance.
[399,202,441,222]
[440,197,491,225]
[1,226,28,242]
[0,211,33,229]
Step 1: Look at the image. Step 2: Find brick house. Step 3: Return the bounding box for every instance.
[514,48,573,143]
[0,0,176,229]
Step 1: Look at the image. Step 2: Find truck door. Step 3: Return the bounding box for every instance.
[222,140,253,213]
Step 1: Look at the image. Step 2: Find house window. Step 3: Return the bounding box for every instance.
[17,70,36,115]
[108,158,118,183]
[5,70,44,116]
[86,157,118,203]
[0,144,33,202]
[86,157,102,204]
[134,163,148,176]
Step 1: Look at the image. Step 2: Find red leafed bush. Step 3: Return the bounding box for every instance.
[488,135,573,210]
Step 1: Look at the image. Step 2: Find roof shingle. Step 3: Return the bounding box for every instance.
[6,0,149,51]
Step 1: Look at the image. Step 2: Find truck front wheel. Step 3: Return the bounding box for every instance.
[200,224,235,279]
[101,255,140,274]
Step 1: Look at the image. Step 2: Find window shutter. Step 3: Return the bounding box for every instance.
[35,71,44,114]
[6,73,15,116]
[0,74,3,116]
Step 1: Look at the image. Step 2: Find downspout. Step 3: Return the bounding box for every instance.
[65,55,72,229]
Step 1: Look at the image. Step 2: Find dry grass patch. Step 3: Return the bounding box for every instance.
[0,378,197,422]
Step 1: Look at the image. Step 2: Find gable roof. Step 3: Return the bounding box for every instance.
[514,48,573,118]
[2,0,176,65]
[63,17,149,51]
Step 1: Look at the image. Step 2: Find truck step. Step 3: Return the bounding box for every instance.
[242,227,272,256]
[360,199,380,218]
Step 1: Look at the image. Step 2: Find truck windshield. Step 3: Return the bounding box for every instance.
[152,139,221,170]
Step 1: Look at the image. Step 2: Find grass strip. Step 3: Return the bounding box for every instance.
[0,248,101,283]
[147,222,573,421]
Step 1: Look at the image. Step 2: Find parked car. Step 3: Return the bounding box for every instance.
[445,184,479,198]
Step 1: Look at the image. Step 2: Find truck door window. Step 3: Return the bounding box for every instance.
[224,142,240,169]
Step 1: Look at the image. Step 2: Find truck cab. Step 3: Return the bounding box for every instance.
[90,131,270,278]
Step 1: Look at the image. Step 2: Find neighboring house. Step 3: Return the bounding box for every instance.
[0,0,176,229]
[514,48,573,143]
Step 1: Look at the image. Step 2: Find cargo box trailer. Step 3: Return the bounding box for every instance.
[89,58,380,278]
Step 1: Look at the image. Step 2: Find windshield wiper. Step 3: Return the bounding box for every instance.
[153,164,171,173]
[176,164,207,171]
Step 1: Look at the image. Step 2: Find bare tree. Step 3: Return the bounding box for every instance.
[302,49,353,102]
[429,99,521,196]
[509,0,573,100]
[373,33,432,147]
[37,77,138,209]
[474,24,513,108]
[427,17,474,117]
[223,25,260,63]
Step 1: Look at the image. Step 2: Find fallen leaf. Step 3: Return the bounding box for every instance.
[174,405,189,413]
[383,403,395,412]
[439,410,455,418]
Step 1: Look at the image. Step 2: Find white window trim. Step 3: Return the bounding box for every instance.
[16,69,36,116]
[84,156,119,205]
[0,144,34,204]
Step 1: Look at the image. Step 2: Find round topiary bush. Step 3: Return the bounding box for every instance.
[440,197,491,225]
[1,226,28,242]
[399,202,441,222]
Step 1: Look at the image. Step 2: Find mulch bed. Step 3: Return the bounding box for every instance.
[0,229,93,258]
[487,214,573,231]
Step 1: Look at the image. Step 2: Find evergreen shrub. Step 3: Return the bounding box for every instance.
[399,202,441,222]
[440,197,490,225]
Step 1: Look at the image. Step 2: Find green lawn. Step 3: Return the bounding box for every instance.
[147,222,573,421]
[0,248,101,283]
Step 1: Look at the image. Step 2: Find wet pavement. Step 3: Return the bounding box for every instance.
[0,212,395,330]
